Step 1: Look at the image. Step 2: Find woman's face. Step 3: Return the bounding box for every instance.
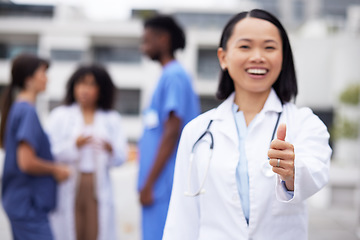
[218,17,283,96]
[26,64,48,93]
[73,73,99,108]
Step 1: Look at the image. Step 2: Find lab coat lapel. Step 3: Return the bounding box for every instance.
[210,89,283,146]
[212,93,238,145]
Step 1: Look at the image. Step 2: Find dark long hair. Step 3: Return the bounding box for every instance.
[216,9,298,103]
[144,15,186,56]
[63,64,115,110]
[0,53,49,148]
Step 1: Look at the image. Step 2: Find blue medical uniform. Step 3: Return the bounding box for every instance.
[1,102,57,240]
[138,60,200,240]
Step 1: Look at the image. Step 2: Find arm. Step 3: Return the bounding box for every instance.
[140,111,181,206]
[273,108,332,203]
[17,141,70,182]
[105,113,128,167]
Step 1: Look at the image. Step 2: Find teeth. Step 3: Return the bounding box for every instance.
[247,68,267,75]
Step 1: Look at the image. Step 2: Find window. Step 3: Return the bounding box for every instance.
[0,44,6,59]
[0,85,7,95]
[251,0,280,18]
[323,0,360,18]
[131,9,158,20]
[313,108,334,147]
[48,89,142,115]
[313,108,334,132]
[197,48,220,80]
[199,95,222,113]
[174,12,233,29]
[293,0,305,22]
[0,43,38,59]
[50,49,84,62]
[0,3,54,18]
[93,46,141,64]
[114,88,141,116]
[0,85,8,115]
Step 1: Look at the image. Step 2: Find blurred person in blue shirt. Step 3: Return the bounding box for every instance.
[0,54,70,240]
[138,15,200,240]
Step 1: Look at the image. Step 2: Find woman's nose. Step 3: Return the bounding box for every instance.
[249,49,265,63]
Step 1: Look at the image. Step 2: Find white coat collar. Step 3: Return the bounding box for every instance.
[210,88,283,143]
[70,103,105,115]
[262,88,283,114]
[213,88,283,121]
[210,92,237,143]
[69,103,106,127]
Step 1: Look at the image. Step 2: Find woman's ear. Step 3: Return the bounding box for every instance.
[24,76,34,90]
[217,47,227,70]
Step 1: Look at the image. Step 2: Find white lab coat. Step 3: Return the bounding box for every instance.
[163,89,331,240]
[46,104,128,240]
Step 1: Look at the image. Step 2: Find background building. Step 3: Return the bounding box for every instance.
[1,0,359,142]
[0,1,360,239]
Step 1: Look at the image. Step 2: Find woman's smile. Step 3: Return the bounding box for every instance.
[246,67,269,79]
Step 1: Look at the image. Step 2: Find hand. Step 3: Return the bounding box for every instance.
[140,183,154,206]
[76,135,92,148]
[267,123,295,191]
[102,140,113,154]
[53,164,71,183]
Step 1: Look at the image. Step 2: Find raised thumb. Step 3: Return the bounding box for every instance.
[277,123,286,141]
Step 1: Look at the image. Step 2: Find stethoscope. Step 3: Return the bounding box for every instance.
[184,111,282,197]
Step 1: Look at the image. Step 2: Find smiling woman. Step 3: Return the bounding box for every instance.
[217,17,283,123]
[162,9,331,240]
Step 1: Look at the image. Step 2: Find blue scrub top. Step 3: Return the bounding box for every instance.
[138,60,200,201]
[1,101,57,220]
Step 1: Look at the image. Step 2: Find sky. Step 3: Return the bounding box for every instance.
[12,0,245,20]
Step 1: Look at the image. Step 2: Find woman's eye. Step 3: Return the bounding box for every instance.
[265,46,276,50]
[239,45,250,49]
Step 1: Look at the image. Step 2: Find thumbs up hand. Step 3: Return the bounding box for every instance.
[276,123,287,141]
[267,123,295,191]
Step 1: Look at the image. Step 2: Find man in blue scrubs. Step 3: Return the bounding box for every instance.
[138,15,200,240]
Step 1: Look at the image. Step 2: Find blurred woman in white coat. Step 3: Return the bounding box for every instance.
[163,9,332,240]
[47,64,128,240]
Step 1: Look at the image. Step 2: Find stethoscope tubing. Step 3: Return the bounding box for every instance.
[185,120,214,197]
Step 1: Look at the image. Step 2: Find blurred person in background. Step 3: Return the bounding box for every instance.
[47,64,128,240]
[163,9,332,240]
[138,15,200,240]
[0,53,70,240]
